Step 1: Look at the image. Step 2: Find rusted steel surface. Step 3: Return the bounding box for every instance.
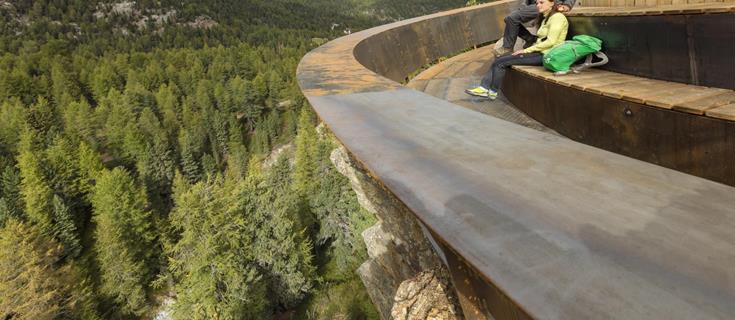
[568,12,735,89]
[504,68,735,186]
[435,238,533,320]
[297,2,735,319]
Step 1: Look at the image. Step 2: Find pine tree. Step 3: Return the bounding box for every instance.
[25,97,57,139]
[280,108,298,143]
[52,195,81,258]
[1,165,24,222]
[91,168,157,316]
[17,130,54,231]
[50,60,81,108]
[100,88,134,157]
[251,73,268,107]
[168,176,269,320]
[77,142,104,200]
[46,135,83,201]
[245,157,315,308]
[0,220,99,320]
[155,83,181,140]
[293,107,318,198]
[249,123,270,155]
[178,127,202,183]
[0,99,26,153]
[61,99,96,147]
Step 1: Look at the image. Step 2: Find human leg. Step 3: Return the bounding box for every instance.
[501,4,540,50]
[468,53,541,99]
[487,52,543,91]
[518,26,537,48]
[479,54,520,89]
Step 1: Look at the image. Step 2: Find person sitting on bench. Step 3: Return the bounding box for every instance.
[466,0,571,100]
[493,0,576,58]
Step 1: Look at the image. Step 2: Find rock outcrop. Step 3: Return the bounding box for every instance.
[330,144,462,320]
[391,269,461,320]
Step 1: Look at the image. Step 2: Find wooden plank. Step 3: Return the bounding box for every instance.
[609,80,686,102]
[618,82,692,105]
[549,71,616,87]
[571,75,643,91]
[513,66,548,78]
[516,67,612,84]
[618,82,710,107]
[645,88,731,111]
[673,91,735,114]
[706,103,735,121]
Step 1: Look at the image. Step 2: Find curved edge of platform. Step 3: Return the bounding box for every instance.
[297,3,735,320]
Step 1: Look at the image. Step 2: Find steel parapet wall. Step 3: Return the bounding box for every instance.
[353,3,515,83]
[568,12,735,89]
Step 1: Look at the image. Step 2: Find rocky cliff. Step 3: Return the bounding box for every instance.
[329,141,462,320]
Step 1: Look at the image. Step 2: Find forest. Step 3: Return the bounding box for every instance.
[0,0,472,319]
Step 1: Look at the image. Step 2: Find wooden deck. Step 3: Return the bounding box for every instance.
[406,46,555,133]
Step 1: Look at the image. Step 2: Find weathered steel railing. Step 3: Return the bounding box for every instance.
[297,2,735,319]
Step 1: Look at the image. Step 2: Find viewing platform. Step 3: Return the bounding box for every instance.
[297,1,735,319]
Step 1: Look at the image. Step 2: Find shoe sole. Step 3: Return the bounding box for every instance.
[465,89,488,97]
[465,89,497,100]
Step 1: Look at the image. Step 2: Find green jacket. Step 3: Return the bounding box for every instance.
[523,12,569,54]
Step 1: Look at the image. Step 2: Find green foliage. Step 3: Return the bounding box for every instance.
[52,194,82,258]
[0,164,24,226]
[302,275,379,320]
[91,168,158,316]
[293,109,376,270]
[0,99,26,154]
[0,219,99,320]
[77,142,104,199]
[17,130,54,231]
[46,135,84,201]
[293,107,318,198]
[252,157,316,307]
[61,100,97,147]
[167,176,269,320]
[0,0,468,317]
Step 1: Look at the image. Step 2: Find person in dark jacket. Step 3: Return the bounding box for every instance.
[492,0,576,57]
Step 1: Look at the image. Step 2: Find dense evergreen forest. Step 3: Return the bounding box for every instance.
[0,0,472,319]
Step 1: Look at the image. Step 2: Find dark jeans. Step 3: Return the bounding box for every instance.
[480,52,543,91]
[502,4,539,49]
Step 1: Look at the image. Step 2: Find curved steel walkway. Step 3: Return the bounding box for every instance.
[297,2,735,319]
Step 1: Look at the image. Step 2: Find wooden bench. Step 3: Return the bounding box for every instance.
[513,66,735,120]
